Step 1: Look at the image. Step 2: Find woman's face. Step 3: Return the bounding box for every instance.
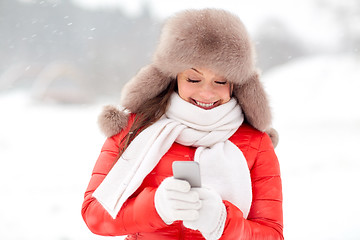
[177,67,232,110]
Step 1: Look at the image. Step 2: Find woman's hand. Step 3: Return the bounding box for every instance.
[183,187,227,240]
[154,177,202,224]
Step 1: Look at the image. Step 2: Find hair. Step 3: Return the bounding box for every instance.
[117,79,178,158]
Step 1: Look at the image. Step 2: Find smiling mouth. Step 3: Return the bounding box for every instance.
[192,99,219,109]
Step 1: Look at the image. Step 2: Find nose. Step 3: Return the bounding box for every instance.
[198,82,216,100]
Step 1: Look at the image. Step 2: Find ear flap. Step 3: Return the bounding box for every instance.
[233,70,272,133]
[120,64,173,113]
[97,65,173,137]
[266,127,279,148]
[97,105,129,137]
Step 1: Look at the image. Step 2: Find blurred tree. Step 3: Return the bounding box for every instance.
[316,0,360,55]
[0,0,160,102]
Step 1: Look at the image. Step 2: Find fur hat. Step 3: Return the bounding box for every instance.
[99,8,278,147]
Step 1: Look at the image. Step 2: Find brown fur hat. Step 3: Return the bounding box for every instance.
[99,8,278,147]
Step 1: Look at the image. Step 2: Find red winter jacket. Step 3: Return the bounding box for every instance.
[82,115,283,239]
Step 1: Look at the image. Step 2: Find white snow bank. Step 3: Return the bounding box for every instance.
[0,92,115,239]
[264,54,360,126]
[263,54,360,240]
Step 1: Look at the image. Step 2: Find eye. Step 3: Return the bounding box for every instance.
[215,81,227,85]
[187,78,200,83]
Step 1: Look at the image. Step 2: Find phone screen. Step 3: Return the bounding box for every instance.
[172,161,201,187]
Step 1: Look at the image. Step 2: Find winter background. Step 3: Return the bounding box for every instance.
[0,0,359,239]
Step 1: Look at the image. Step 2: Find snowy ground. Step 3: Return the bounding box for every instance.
[0,54,359,239]
[264,54,360,239]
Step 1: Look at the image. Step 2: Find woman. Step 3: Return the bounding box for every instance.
[82,9,283,240]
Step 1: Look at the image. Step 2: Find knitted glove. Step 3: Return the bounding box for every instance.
[183,187,227,240]
[154,177,202,224]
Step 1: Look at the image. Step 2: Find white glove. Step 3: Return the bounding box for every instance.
[154,177,202,224]
[183,187,227,240]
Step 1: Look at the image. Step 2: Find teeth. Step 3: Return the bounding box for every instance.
[195,100,215,108]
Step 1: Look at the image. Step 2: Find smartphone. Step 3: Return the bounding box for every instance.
[172,161,201,187]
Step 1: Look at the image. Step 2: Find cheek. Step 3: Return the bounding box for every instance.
[178,81,194,99]
[218,86,232,101]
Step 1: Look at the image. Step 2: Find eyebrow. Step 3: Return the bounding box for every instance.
[191,68,203,75]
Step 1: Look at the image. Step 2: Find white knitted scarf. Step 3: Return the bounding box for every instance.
[93,93,252,219]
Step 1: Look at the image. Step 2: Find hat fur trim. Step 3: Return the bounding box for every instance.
[153,9,256,85]
[233,70,271,132]
[120,65,173,113]
[267,128,279,148]
[98,105,129,138]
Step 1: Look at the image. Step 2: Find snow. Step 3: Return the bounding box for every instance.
[0,54,360,239]
[0,93,109,239]
[263,54,360,239]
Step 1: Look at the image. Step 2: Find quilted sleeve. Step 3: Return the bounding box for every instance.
[81,118,167,236]
[220,132,283,239]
